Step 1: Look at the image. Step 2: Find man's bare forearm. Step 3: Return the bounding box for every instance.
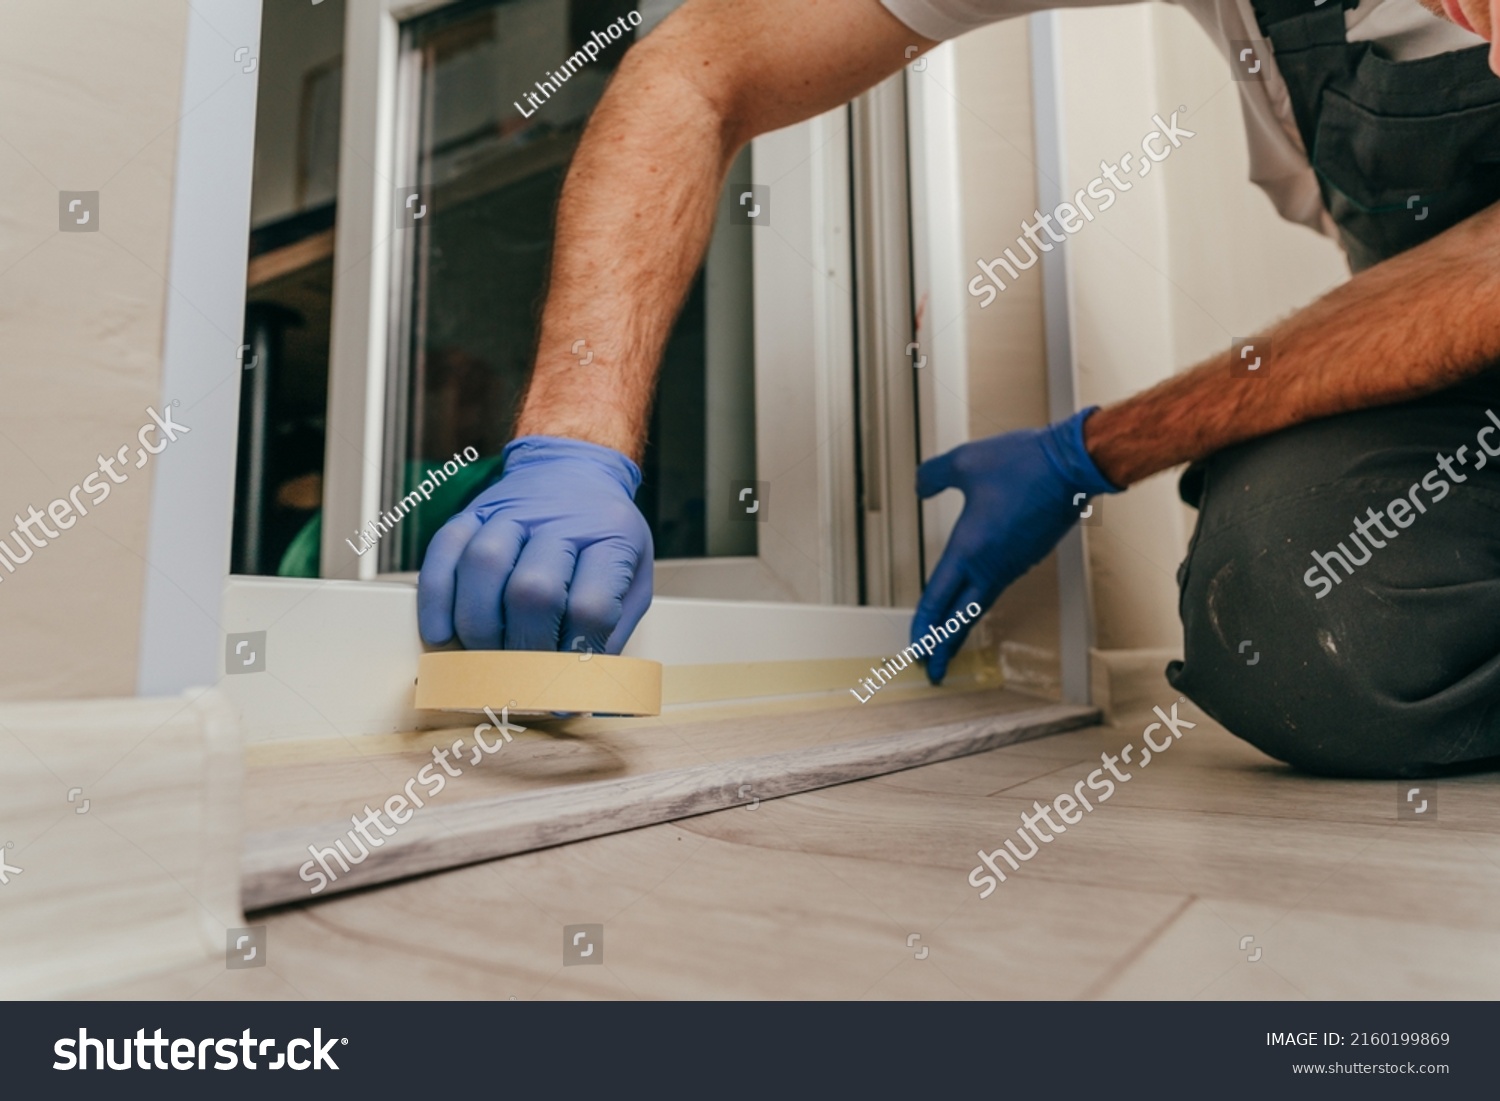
[1085,203,1500,486]
[513,0,929,464]
[512,41,734,462]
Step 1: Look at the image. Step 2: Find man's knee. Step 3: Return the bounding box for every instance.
[1167,515,1491,778]
[1168,394,1500,778]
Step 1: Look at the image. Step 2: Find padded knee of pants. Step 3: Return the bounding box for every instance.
[1166,428,1500,779]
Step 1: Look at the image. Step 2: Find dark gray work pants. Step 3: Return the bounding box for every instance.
[1167,372,1500,778]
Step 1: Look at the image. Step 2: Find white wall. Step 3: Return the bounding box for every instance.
[949,19,1062,666]
[1054,0,1349,652]
[0,0,190,698]
[941,1,1349,676]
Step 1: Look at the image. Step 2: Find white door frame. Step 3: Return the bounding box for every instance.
[322,0,860,605]
[136,0,264,696]
[906,31,1094,704]
[1030,11,1096,705]
[139,0,917,714]
[139,1,1090,707]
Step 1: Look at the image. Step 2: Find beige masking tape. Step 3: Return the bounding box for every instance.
[415,650,663,716]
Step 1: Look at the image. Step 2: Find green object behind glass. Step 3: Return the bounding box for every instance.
[276,455,507,578]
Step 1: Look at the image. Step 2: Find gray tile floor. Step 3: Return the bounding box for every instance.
[103,696,1500,1000]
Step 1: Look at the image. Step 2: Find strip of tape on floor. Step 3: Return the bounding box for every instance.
[415,650,663,716]
[241,701,1098,911]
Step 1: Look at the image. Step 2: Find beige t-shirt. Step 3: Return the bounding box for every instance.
[881,0,1482,237]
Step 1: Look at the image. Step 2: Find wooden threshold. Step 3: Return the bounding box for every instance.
[241,695,1097,911]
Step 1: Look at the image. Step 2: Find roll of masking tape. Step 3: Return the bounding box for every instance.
[415,650,662,717]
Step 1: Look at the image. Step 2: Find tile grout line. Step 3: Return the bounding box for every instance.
[1077,892,1198,1001]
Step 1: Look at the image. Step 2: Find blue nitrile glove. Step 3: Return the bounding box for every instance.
[418,435,654,653]
[912,407,1119,683]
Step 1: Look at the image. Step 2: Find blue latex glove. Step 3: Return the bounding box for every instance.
[912,408,1119,683]
[418,435,654,653]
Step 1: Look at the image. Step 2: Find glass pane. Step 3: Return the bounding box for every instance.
[382,0,756,573]
[234,0,347,576]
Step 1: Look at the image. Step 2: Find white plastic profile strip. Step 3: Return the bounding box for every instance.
[217,577,923,742]
[905,40,970,584]
[137,0,264,696]
[1030,10,1095,706]
[241,698,1098,910]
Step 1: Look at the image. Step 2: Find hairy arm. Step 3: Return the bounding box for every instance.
[1085,203,1500,485]
[514,0,933,462]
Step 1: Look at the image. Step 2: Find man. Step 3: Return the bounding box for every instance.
[418,0,1500,779]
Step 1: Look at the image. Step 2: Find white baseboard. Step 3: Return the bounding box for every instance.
[0,689,244,997]
[1089,647,1183,728]
[218,577,930,743]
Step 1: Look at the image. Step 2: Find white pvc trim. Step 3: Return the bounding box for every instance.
[137,0,264,696]
[1030,11,1095,705]
[905,42,969,576]
[219,577,917,742]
